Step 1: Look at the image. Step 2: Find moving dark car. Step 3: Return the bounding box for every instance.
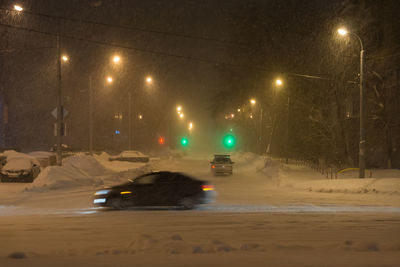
[93,171,216,210]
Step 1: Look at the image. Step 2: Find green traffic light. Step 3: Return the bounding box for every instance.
[223,134,236,149]
[180,137,189,147]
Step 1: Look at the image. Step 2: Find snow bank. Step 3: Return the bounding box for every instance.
[63,154,107,176]
[229,152,266,172]
[27,154,109,191]
[94,152,148,173]
[279,162,400,195]
[26,153,155,191]
[28,164,104,190]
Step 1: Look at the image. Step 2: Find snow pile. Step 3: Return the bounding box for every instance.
[28,155,108,191]
[229,152,266,172]
[94,152,149,173]
[26,153,155,191]
[28,151,54,158]
[279,163,400,195]
[63,154,107,176]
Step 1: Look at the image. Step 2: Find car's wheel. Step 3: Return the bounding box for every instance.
[108,198,124,210]
[179,197,195,210]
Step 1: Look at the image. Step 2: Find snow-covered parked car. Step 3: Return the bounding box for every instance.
[109,151,149,163]
[0,156,41,183]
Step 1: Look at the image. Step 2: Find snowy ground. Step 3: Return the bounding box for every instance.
[0,152,399,266]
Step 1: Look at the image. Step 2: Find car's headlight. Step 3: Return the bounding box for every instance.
[23,171,30,175]
[95,189,111,196]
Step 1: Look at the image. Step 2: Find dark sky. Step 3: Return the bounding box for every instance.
[0,0,339,151]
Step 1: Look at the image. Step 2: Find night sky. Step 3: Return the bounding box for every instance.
[1,0,399,163]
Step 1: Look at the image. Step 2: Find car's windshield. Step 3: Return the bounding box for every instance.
[215,158,231,163]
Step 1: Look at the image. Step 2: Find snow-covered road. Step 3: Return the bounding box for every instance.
[0,153,399,266]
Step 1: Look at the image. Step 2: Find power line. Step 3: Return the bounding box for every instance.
[0,7,249,48]
[0,22,335,82]
[366,51,400,60]
[0,46,55,53]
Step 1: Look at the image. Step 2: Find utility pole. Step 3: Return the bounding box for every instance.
[359,48,366,178]
[89,75,93,155]
[56,36,63,165]
[128,91,132,150]
[286,95,290,164]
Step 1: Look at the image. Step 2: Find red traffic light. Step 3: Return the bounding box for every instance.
[158,137,165,145]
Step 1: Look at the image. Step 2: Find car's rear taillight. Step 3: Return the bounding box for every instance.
[211,165,215,169]
[202,185,214,191]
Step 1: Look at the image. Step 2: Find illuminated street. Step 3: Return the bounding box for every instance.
[0,155,399,266]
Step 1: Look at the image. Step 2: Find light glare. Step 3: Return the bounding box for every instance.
[113,55,121,63]
[14,5,23,11]
[338,28,348,36]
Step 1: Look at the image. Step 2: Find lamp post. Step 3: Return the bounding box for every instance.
[267,79,284,157]
[127,75,153,150]
[338,28,366,178]
[56,36,63,165]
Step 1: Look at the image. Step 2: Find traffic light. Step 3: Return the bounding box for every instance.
[180,137,189,147]
[223,134,236,149]
[158,137,165,145]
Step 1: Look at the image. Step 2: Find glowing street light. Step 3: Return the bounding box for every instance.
[337,28,348,36]
[106,76,113,83]
[14,5,23,11]
[179,113,184,119]
[250,99,256,105]
[146,76,152,84]
[61,55,69,62]
[177,106,182,112]
[237,108,241,112]
[276,79,283,86]
[138,114,143,120]
[113,55,121,64]
[188,122,193,130]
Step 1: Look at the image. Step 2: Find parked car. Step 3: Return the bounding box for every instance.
[210,154,234,175]
[0,157,41,183]
[93,171,216,210]
[109,150,149,163]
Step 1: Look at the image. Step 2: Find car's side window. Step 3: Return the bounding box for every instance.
[135,174,158,185]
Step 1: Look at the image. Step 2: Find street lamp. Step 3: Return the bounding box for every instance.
[179,113,184,119]
[188,122,193,131]
[113,55,121,64]
[146,76,152,84]
[250,99,256,105]
[61,55,69,62]
[106,76,113,83]
[14,4,23,11]
[337,27,366,178]
[275,79,283,86]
